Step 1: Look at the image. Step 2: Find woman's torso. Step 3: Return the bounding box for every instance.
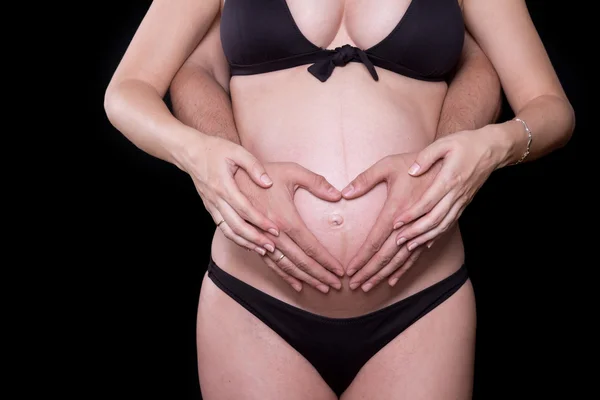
[211,0,467,318]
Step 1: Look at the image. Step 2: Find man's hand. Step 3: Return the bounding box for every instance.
[234,162,345,293]
[340,153,442,292]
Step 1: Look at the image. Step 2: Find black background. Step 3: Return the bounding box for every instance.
[80,1,590,398]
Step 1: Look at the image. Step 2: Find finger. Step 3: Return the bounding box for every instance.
[341,157,390,199]
[262,256,303,292]
[394,170,453,226]
[404,197,466,250]
[395,191,455,247]
[217,219,266,255]
[408,140,451,176]
[346,198,397,276]
[388,247,425,286]
[217,200,275,253]
[234,147,273,188]
[267,250,330,293]
[224,179,280,236]
[271,233,342,289]
[348,232,399,289]
[289,165,341,202]
[284,216,344,277]
[366,245,425,290]
[206,204,261,253]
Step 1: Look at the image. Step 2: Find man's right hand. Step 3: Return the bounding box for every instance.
[234,162,344,293]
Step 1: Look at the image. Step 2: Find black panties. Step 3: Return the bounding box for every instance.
[207,257,469,396]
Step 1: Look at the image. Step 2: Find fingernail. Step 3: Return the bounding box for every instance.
[293,283,302,292]
[389,278,398,286]
[255,247,266,256]
[335,269,345,277]
[408,242,418,251]
[397,237,406,246]
[349,282,360,290]
[317,284,330,293]
[342,184,354,196]
[393,221,404,230]
[408,163,420,175]
[427,241,434,249]
[264,244,275,252]
[362,283,373,292]
[347,269,356,277]
[331,281,342,290]
[260,174,272,185]
[328,186,339,194]
[268,228,279,237]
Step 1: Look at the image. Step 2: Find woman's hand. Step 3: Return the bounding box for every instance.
[394,127,502,251]
[184,135,281,255]
[234,162,344,293]
[340,153,442,291]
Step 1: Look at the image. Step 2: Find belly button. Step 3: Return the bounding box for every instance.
[328,213,344,227]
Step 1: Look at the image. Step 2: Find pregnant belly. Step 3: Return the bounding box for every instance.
[293,176,387,267]
[210,69,465,317]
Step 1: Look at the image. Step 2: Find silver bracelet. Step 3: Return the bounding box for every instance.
[512,118,532,165]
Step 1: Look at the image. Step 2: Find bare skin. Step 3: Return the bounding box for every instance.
[106,0,574,398]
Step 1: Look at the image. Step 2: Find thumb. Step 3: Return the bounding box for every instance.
[408,140,450,176]
[290,164,341,201]
[341,158,389,199]
[234,147,273,188]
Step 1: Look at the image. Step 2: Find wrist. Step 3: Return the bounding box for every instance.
[485,120,529,169]
[169,125,208,173]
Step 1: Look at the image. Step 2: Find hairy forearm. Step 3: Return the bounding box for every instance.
[104,79,202,171]
[437,35,502,137]
[170,64,240,144]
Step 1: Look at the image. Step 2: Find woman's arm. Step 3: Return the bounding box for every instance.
[104,0,344,290]
[103,0,285,253]
[388,0,575,253]
[437,31,502,137]
[104,0,221,169]
[463,0,575,167]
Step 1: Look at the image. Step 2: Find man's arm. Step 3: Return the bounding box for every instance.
[169,9,239,144]
[437,31,502,137]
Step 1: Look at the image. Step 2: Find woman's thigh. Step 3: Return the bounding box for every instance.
[196,273,337,400]
[341,279,477,400]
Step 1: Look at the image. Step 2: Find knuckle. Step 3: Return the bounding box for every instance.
[440,222,450,232]
[295,260,309,272]
[378,253,393,267]
[449,174,463,188]
[280,263,294,274]
[272,215,287,229]
[431,213,444,227]
[229,224,243,236]
[440,219,453,233]
[213,185,227,199]
[236,207,250,221]
[283,224,298,236]
[302,244,317,258]
[313,174,327,187]
[356,172,370,187]
[368,240,383,253]
[423,199,435,212]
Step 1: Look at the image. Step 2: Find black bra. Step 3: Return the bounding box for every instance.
[220,0,465,82]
